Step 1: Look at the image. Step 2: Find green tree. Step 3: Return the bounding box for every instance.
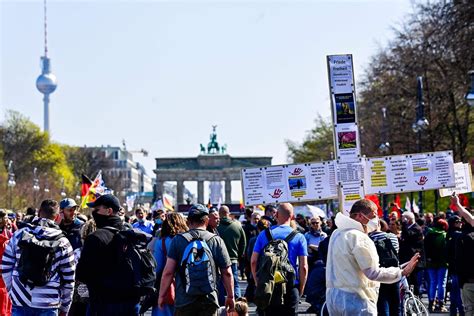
[1,111,75,209]
[358,1,474,161]
[286,115,334,163]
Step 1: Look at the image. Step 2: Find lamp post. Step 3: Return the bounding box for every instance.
[44,173,50,198]
[378,107,390,218]
[60,178,66,198]
[378,107,390,154]
[7,161,16,210]
[412,76,429,215]
[33,167,40,206]
[466,70,474,107]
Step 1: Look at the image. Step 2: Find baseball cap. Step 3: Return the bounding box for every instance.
[87,194,121,213]
[448,215,462,224]
[209,206,218,214]
[188,204,209,218]
[60,198,78,209]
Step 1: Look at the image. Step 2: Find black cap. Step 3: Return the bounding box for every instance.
[87,194,121,213]
[188,204,209,218]
[448,215,462,224]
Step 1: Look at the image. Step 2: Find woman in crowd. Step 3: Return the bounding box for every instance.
[244,218,270,302]
[152,212,188,316]
[0,210,11,315]
[425,218,449,312]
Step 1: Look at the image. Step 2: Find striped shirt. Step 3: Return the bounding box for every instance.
[369,231,400,253]
[1,218,75,313]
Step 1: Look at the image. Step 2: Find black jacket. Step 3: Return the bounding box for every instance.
[76,215,134,302]
[400,223,425,266]
[456,226,474,286]
[60,218,84,250]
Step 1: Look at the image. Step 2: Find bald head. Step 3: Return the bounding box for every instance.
[276,203,293,224]
[219,205,230,218]
[402,211,415,224]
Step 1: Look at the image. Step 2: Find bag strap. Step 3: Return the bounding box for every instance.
[265,228,273,242]
[284,230,299,243]
[181,230,216,243]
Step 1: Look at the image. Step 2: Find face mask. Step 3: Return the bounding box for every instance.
[92,210,110,228]
[366,217,379,233]
[361,213,378,233]
[155,219,162,225]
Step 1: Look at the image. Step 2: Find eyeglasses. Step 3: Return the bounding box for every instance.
[311,221,321,225]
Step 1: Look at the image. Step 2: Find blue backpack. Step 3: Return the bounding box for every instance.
[180,230,217,296]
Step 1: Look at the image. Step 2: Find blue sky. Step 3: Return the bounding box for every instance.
[1,0,414,198]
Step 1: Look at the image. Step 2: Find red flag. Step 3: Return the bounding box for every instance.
[365,194,383,217]
[81,174,92,197]
[459,194,470,208]
[451,194,471,210]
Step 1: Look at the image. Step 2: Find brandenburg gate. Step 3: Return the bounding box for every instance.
[154,127,272,205]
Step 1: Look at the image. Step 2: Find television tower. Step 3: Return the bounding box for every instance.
[36,0,57,134]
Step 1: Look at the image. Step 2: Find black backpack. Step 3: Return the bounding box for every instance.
[255,228,298,309]
[17,229,64,288]
[104,227,157,297]
[373,236,399,268]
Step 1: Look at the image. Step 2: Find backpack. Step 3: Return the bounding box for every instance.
[104,227,157,296]
[179,230,217,296]
[255,228,298,309]
[373,236,399,268]
[17,229,64,288]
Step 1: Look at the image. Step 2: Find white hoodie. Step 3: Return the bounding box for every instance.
[326,213,401,315]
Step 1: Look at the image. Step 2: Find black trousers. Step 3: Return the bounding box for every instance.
[258,286,300,316]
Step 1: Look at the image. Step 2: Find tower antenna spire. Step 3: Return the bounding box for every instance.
[36,0,57,134]
[44,0,48,57]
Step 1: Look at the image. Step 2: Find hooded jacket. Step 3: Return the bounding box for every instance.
[1,218,75,313]
[424,227,447,269]
[76,215,133,302]
[216,217,246,263]
[326,213,401,315]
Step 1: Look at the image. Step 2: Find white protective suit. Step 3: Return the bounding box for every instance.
[326,213,402,316]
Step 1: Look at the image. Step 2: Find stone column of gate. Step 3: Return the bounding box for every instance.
[224,179,232,204]
[156,181,164,200]
[197,180,204,204]
[176,180,184,206]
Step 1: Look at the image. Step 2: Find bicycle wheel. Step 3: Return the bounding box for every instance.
[403,296,429,316]
[320,302,329,316]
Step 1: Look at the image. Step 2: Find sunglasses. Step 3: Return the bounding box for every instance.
[311,221,321,225]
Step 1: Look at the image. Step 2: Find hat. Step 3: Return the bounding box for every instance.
[87,194,121,213]
[209,206,218,214]
[188,204,209,218]
[60,198,78,209]
[7,212,16,219]
[448,215,462,224]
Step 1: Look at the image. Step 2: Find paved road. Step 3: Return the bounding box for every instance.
[145,279,451,315]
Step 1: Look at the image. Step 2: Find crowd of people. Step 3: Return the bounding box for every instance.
[0,193,471,316]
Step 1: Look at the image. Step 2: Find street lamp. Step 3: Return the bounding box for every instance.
[466,70,474,107]
[413,76,428,214]
[44,173,50,197]
[378,107,390,154]
[60,178,66,198]
[7,161,16,210]
[33,167,40,206]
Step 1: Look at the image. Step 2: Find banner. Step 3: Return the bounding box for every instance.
[241,161,337,206]
[364,151,455,194]
[439,163,473,197]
